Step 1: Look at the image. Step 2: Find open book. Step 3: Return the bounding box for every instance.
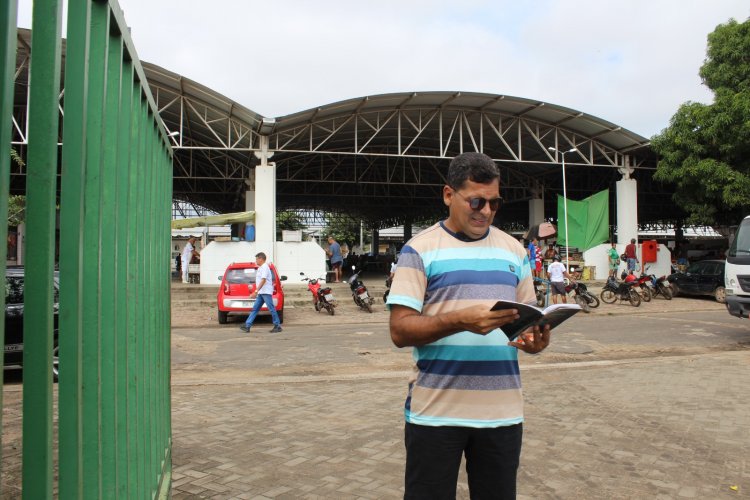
[490,300,582,341]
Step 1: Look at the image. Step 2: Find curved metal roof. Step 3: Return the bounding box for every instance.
[13,28,684,229]
[273,91,649,154]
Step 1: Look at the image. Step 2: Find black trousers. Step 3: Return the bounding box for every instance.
[404,422,523,500]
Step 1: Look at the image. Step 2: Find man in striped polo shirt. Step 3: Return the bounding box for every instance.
[388,152,552,499]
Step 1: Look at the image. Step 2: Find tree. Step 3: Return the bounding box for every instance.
[323,215,370,249]
[652,18,750,227]
[8,149,25,225]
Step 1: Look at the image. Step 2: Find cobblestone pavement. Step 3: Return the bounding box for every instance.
[170,350,749,499]
[3,282,748,499]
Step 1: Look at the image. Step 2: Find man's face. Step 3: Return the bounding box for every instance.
[255,256,264,266]
[443,179,500,240]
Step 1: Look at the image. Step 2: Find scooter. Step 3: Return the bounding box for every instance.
[300,272,336,315]
[564,281,600,312]
[600,276,642,307]
[348,266,374,313]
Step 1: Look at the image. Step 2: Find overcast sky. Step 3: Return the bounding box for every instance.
[18,0,750,138]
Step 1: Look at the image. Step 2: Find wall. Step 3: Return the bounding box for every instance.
[198,240,327,286]
[583,243,672,280]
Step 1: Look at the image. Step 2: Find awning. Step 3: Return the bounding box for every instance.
[171,211,255,229]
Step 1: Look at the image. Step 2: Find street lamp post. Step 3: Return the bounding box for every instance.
[548,146,577,272]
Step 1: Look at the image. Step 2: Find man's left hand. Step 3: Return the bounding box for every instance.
[508,324,551,354]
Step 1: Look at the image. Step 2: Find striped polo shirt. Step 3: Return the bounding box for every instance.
[387,221,535,428]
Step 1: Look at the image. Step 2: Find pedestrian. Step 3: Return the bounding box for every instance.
[327,236,343,283]
[547,255,573,304]
[607,241,620,278]
[528,237,539,278]
[625,238,639,272]
[387,151,553,499]
[239,252,282,333]
[181,236,199,284]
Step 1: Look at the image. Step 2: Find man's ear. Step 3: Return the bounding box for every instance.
[443,185,453,207]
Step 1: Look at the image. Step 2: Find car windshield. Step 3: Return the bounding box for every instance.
[729,218,750,256]
[686,263,702,274]
[226,268,256,284]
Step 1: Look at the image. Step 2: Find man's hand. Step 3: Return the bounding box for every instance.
[508,324,551,354]
[460,304,521,335]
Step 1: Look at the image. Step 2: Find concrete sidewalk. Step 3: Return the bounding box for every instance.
[170,350,749,499]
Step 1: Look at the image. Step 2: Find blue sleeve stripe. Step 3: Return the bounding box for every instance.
[416,358,520,376]
[416,372,522,391]
[415,345,519,362]
[386,294,423,312]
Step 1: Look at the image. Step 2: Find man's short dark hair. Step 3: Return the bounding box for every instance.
[630,238,636,244]
[255,252,266,260]
[447,152,500,190]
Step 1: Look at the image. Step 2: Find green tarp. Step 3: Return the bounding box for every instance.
[170,210,255,229]
[556,190,609,250]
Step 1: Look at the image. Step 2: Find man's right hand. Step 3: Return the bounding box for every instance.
[389,304,521,347]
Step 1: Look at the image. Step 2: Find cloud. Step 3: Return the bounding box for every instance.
[17,0,750,137]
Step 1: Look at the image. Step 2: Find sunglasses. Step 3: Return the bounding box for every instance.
[453,190,503,211]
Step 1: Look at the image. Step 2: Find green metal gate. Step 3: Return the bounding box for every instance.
[1,0,173,498]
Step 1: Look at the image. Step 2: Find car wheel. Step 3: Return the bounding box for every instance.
[218,310,228,324]
[714,286,726,304]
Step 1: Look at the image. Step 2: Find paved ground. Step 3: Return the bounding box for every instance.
[165,283,749,499]
[3,280,749,499]
[169,351,749,499]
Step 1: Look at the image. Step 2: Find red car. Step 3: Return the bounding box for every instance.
[217,262,287,324]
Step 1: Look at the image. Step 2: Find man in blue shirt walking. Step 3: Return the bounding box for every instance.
[240,252,282,333]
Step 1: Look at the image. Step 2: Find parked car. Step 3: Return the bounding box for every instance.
[667,259,726,303]
[216,262,287,324]
[4,267,60,380]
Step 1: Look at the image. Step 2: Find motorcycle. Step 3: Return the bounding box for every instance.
[534,277,548,307]
[300,272,336,315]
[620,270,652,302]
[643,266,672,300]
[564,281,600,312]
[600,276,642,307]
[348,266,374,313]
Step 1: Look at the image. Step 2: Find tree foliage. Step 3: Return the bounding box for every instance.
[652,18,750,225]
[323,215,370,248]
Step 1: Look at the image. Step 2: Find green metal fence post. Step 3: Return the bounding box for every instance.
[22,0,63,497]
[59,0,92,496]
[0,1,18,487]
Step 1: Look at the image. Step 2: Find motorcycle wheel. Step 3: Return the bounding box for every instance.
[640,286,652,302]
[600,289,617,304]
[325,303,335,315]
[660,286,672,300]
[585,293,600,308]
[314,301,321,312]
[364,301,373,313]
[574,295,590,313]
[628,290,641,307]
